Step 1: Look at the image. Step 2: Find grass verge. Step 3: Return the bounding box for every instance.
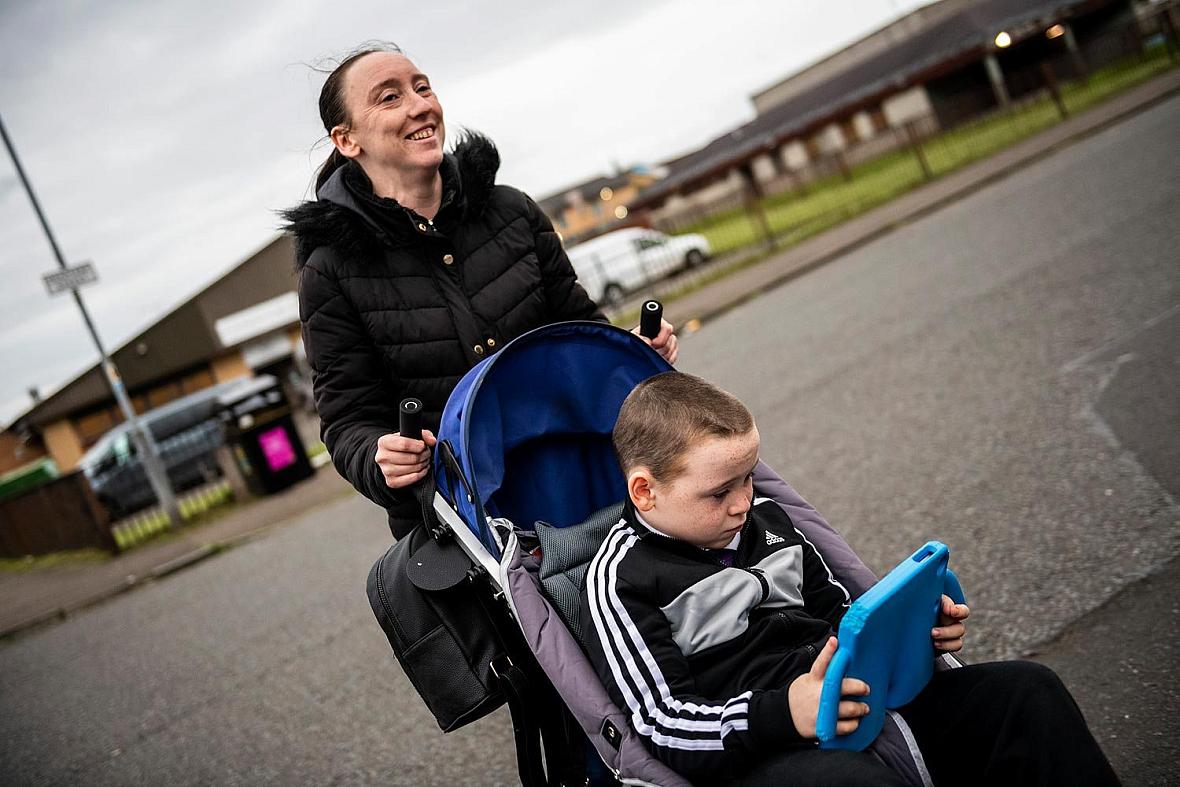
[676,48,1175,268]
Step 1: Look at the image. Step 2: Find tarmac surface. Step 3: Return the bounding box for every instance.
[1,73,1178,786]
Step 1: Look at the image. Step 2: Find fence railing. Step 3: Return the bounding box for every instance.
[109,478,235,551]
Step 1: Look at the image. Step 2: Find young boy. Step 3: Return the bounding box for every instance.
[583,371,1119,786]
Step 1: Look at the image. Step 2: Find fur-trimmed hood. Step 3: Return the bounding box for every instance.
[281,132,500,268]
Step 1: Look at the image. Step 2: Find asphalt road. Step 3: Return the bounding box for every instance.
[2,96,1177,785]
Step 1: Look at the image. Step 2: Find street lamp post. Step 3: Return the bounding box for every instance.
[0,112,181,528]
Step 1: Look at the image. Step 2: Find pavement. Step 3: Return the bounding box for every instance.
[1028,554,1180,787]
[0,466,354,639]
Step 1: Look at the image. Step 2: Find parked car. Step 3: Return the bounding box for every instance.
[79,376,268,519]
[566,227,711,307]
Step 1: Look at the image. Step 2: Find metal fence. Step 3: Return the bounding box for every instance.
[607,13,1178,317]
[109,478,235,551]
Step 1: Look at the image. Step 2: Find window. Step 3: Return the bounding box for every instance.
[113,434,134,464]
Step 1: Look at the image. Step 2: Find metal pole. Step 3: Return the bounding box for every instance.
[1040,62,1069,120]
[738,163,775,251]
[984,53,1011,108]
[905,121,933,180]
[0,113,181,528]
[1061,23,1089,81]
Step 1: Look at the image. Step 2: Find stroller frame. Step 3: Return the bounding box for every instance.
[410,321,949,787]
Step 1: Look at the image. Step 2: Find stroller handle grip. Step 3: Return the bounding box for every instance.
[640,299,663,339]
[399,398,424,441]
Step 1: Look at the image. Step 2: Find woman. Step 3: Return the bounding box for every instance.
[284,43,678,537]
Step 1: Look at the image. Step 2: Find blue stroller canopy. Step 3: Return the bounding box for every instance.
[434,321,672,555]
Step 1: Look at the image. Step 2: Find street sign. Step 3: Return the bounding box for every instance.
[43,261,98,295]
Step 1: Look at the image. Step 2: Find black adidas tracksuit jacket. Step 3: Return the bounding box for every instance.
[582,497,851,782]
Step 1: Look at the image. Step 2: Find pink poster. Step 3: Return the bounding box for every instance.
[258,426,297,472]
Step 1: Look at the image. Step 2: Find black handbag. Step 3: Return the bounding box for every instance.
[364,435,592,785]
[366,519,506,732]
[365,429,510,731]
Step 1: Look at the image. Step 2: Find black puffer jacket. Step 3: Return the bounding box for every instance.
[283,134,604,537]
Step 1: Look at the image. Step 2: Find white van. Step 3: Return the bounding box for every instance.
[565,227,710,306]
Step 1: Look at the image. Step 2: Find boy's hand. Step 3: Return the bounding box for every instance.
[788,636,870,739]
[932,594,970,653]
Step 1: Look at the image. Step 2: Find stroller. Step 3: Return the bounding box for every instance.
[369,320,953,787]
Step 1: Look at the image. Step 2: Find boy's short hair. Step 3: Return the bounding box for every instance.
[613,371,754,482]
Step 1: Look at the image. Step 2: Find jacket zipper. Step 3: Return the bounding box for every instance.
[772,611,820,659]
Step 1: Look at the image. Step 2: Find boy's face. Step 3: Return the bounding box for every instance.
[629,427,760,550]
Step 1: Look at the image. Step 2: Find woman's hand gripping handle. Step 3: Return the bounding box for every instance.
[374,398,437,489]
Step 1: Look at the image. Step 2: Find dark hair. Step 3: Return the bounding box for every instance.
[314,41,404,193]
[613,372,754,482]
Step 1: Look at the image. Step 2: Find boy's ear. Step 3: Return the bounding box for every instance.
[627,469,657,512]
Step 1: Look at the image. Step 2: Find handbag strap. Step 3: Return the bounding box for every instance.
[493,657,549,787]
[412,459,442,539]
[424,439,495,549]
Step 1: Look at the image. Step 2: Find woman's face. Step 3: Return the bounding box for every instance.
[333,52,446,177]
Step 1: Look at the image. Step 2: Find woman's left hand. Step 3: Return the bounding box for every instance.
[632,318,678,365]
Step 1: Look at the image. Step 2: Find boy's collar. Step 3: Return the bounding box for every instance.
[628,503,743,552]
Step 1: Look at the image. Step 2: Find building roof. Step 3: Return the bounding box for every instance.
[634,0,1108,206]
[535,170,640,219]
[11,234,298,429]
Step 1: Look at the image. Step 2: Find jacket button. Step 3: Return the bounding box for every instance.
[473,344,485,356]
[418,223,427,232]
[442,254,454,265]
[486,338,496,348]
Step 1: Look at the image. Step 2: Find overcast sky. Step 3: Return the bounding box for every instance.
[0,0,927,429]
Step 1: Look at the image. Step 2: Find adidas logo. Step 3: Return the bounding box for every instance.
[765,531,785,546]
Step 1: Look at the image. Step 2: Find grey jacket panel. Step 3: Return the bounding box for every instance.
[752,542,806,609]
[659,568,763,658]
[659,539,807,658]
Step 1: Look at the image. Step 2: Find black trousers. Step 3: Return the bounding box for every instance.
[730,661,1121,787]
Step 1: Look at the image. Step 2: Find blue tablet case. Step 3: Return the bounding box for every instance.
[816,541,965,751]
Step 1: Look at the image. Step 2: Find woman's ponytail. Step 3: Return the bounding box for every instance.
[315,148,349,194]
